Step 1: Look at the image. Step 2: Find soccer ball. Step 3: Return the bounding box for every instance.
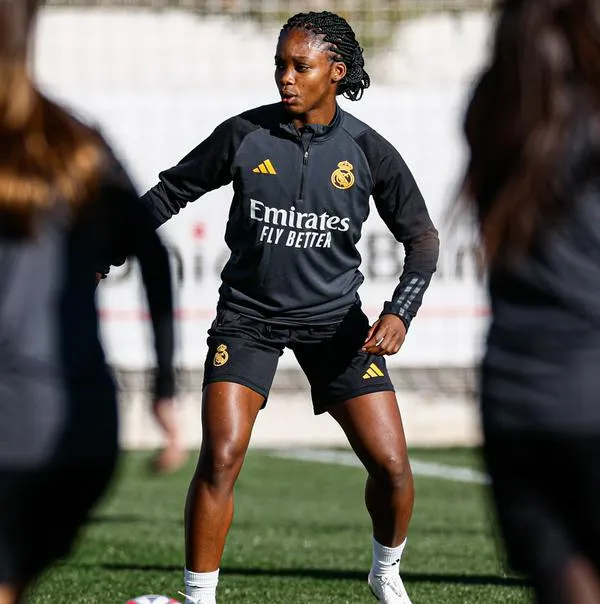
[126,596,181,604]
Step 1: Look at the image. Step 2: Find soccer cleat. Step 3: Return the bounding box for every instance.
[179,592,216,604]
[368,572,413,603]
[178,593,216,604]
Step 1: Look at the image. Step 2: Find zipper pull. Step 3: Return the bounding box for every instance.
[303,151,309,164]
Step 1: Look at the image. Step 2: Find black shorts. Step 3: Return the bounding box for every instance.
[0,457,117,584]
[203,304,395,414]
[483,429,600,581]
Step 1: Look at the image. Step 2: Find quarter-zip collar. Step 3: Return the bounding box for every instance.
[278,104,343,142]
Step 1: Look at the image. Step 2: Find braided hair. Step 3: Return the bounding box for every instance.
[281,11,370,101]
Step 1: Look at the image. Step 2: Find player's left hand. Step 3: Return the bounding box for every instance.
[361,314,407,356]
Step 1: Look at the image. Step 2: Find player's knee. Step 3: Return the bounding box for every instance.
[371,452,411,491]
[197,438,247,485]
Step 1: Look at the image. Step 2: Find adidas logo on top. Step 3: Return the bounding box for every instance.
[253,159,277,175]
[362,363,385,379]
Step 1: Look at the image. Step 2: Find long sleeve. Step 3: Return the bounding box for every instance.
[96,151,176,398]
[140,117,245,228]
[128,204,175,398]
[356,129,440,329]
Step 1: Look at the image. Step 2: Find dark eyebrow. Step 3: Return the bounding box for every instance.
[274,54,314,62]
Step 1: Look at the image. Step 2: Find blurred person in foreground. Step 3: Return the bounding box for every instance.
[100,265,187,475]
[0,1,175,603]
[461,0,600,602]
[139,10,439,604]
[96,272,186,475]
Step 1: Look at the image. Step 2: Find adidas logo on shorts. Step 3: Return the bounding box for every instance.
[362,363,384,379]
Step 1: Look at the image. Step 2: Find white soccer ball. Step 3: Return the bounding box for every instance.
[126,596,181,604]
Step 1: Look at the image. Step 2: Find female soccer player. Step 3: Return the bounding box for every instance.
[0,2,175,602]
[141,11,439,603]
[461,1,600,602]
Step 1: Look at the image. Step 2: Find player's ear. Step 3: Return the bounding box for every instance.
[332,61,346,85]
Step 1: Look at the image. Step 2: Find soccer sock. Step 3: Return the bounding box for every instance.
[184,568,219,604]
[370,537,407,577]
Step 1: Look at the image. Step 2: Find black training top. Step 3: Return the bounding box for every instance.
[480,119,600,433]
[0,147,174,467]
[141,102,439,327]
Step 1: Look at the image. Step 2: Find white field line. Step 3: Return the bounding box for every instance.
[270,449,490,485]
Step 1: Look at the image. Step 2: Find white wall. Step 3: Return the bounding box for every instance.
[35,8,493,371]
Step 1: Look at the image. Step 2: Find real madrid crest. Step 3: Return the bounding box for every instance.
[213,344,229,367]
[331,160,355,190]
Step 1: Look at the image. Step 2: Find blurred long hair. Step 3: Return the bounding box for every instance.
[461,0,600,265]
[0,0,103,236]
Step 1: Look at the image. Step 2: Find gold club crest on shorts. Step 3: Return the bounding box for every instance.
[331,160,355,190]
[213,344,229,367]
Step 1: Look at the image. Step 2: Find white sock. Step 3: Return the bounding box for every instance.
[370,537,407,577]
[184,568,219,604]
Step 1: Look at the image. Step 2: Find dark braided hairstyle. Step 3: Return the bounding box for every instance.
[281,11,370,101]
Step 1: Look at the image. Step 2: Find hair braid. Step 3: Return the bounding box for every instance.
[281,11,370,101]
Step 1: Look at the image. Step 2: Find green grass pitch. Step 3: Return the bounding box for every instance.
[28,449,531,603]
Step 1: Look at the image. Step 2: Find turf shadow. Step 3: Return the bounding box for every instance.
[88,514,181,525]
[93,563,528,588]
[88,514,148,524]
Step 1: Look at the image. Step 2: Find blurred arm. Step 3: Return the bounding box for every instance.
[98,150,176,399]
